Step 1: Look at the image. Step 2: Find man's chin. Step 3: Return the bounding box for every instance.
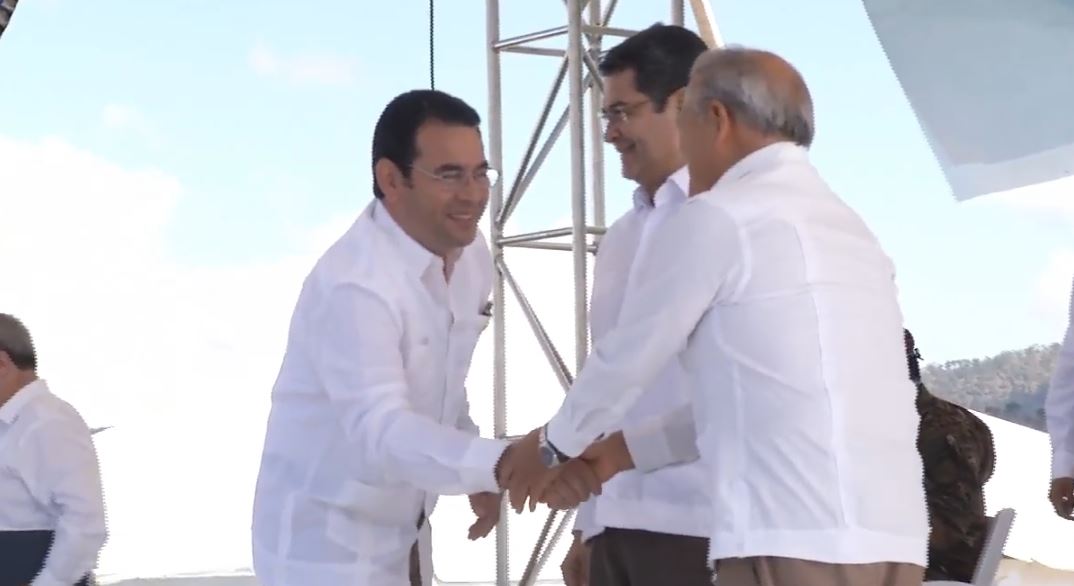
[448,227,481,248]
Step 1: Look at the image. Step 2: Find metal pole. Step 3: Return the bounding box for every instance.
[672,0,685,26]
[588,0,606,232]
[485,1,510,584]
[567,0,589,375]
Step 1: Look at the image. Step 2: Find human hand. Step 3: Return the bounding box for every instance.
[579,431,634,483]
[539,459,602,510]
[467,491,502,540]
[539,432,632,510]
[498,427,551,513]
[1050,477,1074,519]
[561,531,591,586]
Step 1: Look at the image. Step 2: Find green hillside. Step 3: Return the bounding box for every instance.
[922,343,1060,432]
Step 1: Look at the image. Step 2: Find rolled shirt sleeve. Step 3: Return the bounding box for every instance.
[313,283,509,495]
[546,199,743,457]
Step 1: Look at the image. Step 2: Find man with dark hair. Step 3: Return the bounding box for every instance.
[542,23,715,586]
[501,47,929,586]
[0,313,107,586]
[906,328,996,582]
[252,90,510,586]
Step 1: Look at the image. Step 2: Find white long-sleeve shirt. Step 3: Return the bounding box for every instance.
[0,379,107,586]
[547,142,928,566]
[252,200,509,585]
[573,166,708,542]
[1046,277,1074,479]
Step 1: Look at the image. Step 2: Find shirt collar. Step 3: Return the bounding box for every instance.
[715,141,808,190]
[0,378,48,425]
[631,165,690,210]
[370,199,445,277]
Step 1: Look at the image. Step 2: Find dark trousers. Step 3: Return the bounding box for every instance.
[409,512,426,586]
[0,530,92,586]
[590,527,712,586]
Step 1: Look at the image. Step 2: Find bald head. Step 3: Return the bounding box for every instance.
[688,47,814,147]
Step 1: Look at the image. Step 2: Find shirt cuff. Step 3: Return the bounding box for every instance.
[622,406,700,473]
[1052,448,1074,479]
[461,437,512,494]
[620,422,671,474]
[545,411,593,459]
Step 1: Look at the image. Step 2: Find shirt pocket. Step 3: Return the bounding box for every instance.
[402,325,447,417]
[331,479,421,527]
[449,315,490,382]
[441,315,491,423]
[320,479,421,562]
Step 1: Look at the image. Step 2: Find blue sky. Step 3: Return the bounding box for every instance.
[2,0,1073,579]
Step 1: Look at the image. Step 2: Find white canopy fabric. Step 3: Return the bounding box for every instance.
[862,0,1074,201]
[978,411,1074,572]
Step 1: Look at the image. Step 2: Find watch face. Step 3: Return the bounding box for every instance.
[539,445,558,468]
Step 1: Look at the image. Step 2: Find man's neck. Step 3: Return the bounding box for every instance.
[442,247,462,282]
[0,372,36,411]
[639,164,681,203]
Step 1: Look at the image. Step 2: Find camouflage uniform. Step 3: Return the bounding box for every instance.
[916,383,996,582]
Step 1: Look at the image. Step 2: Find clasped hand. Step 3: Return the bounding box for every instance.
[495,429,630,513]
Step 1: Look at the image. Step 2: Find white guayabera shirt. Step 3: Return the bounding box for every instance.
[0,379,107,586]
[252,200,508,586]
[547,142,929,567]
[574,165,710,543]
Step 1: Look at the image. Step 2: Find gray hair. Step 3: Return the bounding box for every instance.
[0,313,36,371]
[689,46,814,147]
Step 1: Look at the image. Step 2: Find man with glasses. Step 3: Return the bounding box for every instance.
[502,46,928,586]
[547,24,714,586]
[252,89,510,586]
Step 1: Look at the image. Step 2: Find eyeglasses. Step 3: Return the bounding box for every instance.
[411,164,501,189]
[600,99,652,127]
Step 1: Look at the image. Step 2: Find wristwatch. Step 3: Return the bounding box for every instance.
[538,425,569,468]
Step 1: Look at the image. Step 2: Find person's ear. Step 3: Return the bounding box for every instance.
[374,158,408,203]
[669,87,687,113]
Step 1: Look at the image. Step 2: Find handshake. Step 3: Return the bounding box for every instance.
[497,429,635,514]
[464,430,633,541]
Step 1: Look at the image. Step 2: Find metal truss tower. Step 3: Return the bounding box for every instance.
[484,1,722,583]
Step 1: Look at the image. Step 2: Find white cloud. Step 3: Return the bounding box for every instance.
[1033,249,1074,328]
[973,174,1074,229]
[248,43,359,86]
[0,133,322,578]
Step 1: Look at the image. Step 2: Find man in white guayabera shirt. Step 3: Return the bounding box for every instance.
[0,313,107,586]
[251,90,512,586]
[1046,277,1074,519]
[500,47,929,586]
[547,23,714,586]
